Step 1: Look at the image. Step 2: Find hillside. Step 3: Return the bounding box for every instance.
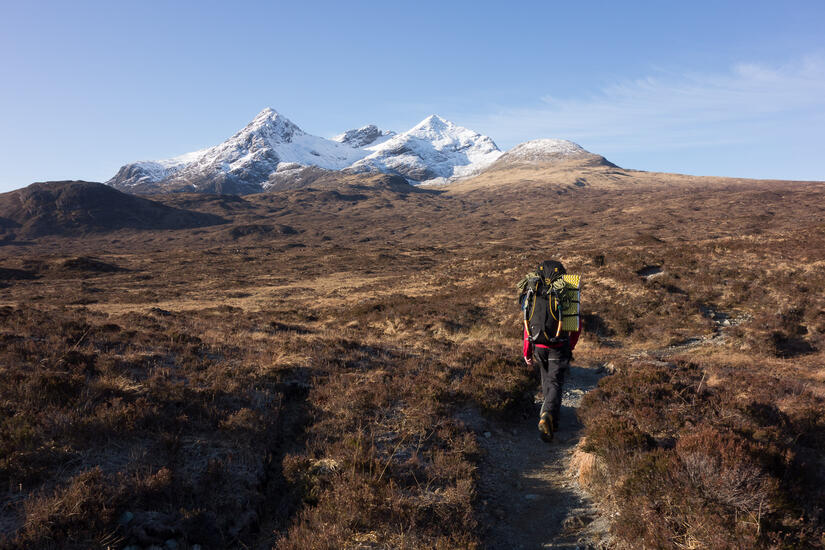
[0,180,225,239]
[444,143,804,194]
[432,139,627,193]
[0,170,824,549]
[489,139,614,168]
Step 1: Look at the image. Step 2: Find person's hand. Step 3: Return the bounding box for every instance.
[524,356,534,367]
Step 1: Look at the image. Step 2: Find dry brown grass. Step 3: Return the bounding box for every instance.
[0,170,824,548]
[568,440,602,491]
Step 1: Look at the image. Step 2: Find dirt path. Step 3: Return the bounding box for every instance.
[470,363,609,549]
[466,310,749,549]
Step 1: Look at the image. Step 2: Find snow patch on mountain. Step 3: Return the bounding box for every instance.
[350,115,502,185]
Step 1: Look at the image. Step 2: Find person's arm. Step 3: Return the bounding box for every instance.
[523,326,533,364]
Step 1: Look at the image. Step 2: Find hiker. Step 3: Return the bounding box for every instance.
[519,260,581,442]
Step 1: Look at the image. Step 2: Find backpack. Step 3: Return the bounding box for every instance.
[517,261,581,346]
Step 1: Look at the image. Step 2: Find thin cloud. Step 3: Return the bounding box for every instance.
[467,55,825,153]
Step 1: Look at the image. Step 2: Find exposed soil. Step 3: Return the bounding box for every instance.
[633,308,752,360]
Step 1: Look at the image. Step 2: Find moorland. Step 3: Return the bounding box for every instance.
[1,163,824,549]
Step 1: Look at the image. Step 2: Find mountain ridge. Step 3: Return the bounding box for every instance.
[108,109,595,194]
[108,109,369,194]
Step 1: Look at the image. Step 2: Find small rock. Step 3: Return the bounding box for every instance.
[511,428,518,436]
[563,513,594,530]
[165,540,179,550]
[722,319,731,327]
[192,546,202,550]
[483,431,491,438]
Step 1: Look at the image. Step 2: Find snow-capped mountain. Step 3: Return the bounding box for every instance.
[106,149,208,189]
[108,109,369,194]
[349,115,502,185]
[107,109,501,193]
[333,125,395,148]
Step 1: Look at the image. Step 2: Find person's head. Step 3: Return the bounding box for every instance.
[539,260,566,277]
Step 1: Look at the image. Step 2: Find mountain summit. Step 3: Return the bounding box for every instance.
[349,115,502,184]
[489,139,616,170]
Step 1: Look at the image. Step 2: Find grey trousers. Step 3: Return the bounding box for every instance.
[534,346,569,423]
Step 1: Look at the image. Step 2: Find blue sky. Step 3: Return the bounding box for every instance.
[1,0,824,192]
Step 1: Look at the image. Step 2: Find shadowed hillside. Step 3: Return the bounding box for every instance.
[0,181,226,239]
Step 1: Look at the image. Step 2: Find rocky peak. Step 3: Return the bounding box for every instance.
[333,125,395,148]
[236,108,303,145]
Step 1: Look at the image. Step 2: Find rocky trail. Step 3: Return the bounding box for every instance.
[469,363,609,550]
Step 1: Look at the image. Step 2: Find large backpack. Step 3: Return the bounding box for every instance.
[517,261,581,346]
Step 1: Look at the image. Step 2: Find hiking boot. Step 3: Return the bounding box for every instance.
[538,412,554,443]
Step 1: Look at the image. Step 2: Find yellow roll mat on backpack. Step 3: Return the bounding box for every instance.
[561,274,581,332]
